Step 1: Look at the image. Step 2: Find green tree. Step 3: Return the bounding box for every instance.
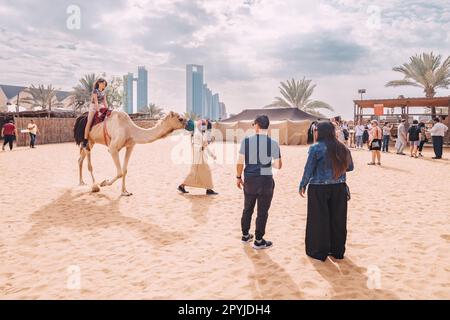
[266,77,333,116]
[21,84,62,111]
[72,73,97,113]
[386,52,450,116]
[139,103,166,118]
[72,73,123,113]
[183,111,199,121]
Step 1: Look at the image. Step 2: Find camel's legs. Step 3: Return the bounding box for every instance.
[100,147,123,187]
[78,148,87,185]
[121,145,135,196]
[86,149,97,185]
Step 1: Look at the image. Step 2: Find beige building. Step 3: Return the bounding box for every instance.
[0,84,73,112]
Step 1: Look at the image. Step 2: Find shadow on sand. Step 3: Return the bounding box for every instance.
[21,189,187,247]
[184,194,216,225]
[244,246,303,299]
[377,165,411,174]
[310,257,399,299]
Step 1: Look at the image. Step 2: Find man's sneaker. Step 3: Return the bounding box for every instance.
[177,185,189,194]
[241,234,254,243]
[252,239,273,250]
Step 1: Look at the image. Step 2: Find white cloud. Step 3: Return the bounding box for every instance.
[0,0,450,118]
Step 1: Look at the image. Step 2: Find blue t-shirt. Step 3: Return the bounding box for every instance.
[239,134,281,177]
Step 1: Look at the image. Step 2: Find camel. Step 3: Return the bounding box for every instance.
[73,110,186,196]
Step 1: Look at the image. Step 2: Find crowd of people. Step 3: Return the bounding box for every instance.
[321,116,449,163]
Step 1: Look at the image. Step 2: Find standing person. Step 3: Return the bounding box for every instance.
[396,119,407,155]
[382,122,392,153]
[355,120,365,150]
[417,122,428,157]
[299,121,354,261]
[342,121,349,146]
[368,120,382,165]
[309,121,318,144]
[2,119,17,151]
[236,115,282,250]
[407,120,420,158]
[206,119,213,143]
[430,117,449,159]
[348,121,355,148]
[82,78,108,149]
[27,119,39,148]
[362,122,370,150]
[178,120,218,195]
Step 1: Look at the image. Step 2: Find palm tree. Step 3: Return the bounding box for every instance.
[386,52,450,115]
[266,78,333,116]
[72,73,124,113]
[183,111,199,121]
[72,73,98,113]
[139,103,165,118]
[21,84,62,111]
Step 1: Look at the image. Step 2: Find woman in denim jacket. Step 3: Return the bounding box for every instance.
[299,121,354,261]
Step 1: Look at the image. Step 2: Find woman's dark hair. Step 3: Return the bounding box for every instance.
[94,78,108,90]
[316,121,351,179]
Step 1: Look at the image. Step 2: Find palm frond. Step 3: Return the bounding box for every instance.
[269,77,330,113]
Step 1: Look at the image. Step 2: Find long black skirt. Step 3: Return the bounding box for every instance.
[306,183,348,261]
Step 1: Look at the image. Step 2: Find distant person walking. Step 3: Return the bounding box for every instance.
[299,121,354,261]
[430,117,448,159]
[382,122,392,153]
[362,123,370,150]
[368,120,382,165]
[355,120,364,149]
[342,121,349,146]
[396,119,407,155]
[417,122,428,157]
[178,120,218,195]
[237,115,282,250]
[2,120,17,151]
[407,120,420,158]
[27,119,39,148]
[348,122,355,148]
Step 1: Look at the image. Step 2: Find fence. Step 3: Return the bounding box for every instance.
[12,117,158,147]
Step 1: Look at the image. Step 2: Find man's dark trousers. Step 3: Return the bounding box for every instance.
[241,175,275,240]
[432,136,443,158]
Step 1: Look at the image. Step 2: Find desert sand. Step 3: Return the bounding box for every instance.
[0,132,449,299]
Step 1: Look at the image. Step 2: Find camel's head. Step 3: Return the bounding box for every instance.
[163,111,187,130]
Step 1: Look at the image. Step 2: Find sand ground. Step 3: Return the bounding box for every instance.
[0,133,449,299]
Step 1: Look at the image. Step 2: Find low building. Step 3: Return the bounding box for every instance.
[0,84,73,111]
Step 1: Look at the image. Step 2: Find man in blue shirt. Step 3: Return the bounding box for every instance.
[236,115,282,249]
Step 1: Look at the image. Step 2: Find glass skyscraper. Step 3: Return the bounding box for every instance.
[186,64,224,120]
[202,84,212,119]
[186,64,204,117]
[211,93,220,121]
[123,66,149,114]
[123,73,134,114]
[137,66,148,111]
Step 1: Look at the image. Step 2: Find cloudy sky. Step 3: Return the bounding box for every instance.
[1,0,450,118]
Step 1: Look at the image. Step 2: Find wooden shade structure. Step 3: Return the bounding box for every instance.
[353,96,450,145]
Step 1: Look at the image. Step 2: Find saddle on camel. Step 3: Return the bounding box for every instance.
[74,107,112,147]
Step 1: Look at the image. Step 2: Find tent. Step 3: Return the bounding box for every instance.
[213,108,319,145]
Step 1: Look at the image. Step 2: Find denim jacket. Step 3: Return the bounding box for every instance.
[299,142,354,190]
